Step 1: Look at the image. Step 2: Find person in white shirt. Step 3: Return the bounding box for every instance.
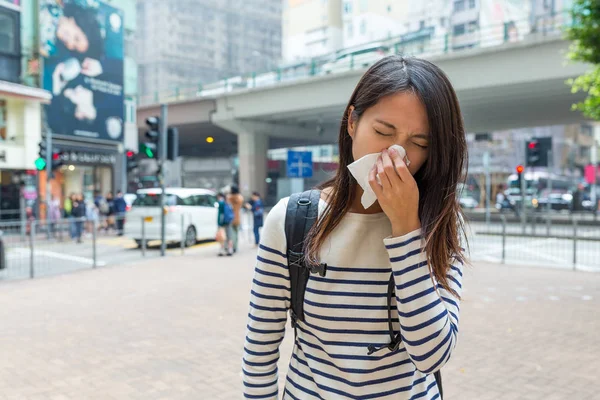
[243,56,468,400]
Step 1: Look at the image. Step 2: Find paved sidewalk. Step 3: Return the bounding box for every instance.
[0,240,598,399]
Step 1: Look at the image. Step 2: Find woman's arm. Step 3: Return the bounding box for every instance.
[384,229,463,374]
[243,199,290,399]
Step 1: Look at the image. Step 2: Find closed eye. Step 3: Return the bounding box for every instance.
[414,142,428,149]
[375,129,393,137]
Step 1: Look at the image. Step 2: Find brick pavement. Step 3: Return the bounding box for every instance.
[0,239,598,399]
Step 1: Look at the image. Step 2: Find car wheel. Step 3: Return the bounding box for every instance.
[185,226,196,247]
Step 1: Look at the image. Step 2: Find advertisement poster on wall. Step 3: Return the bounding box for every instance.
[40,0,124,142]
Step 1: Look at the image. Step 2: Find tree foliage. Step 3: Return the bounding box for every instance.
[566,0,600,120]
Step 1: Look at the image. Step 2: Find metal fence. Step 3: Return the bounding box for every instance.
[468,213,600,271]
[0,211,257,283]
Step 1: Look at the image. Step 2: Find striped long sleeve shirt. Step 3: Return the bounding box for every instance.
[243,197,463,399]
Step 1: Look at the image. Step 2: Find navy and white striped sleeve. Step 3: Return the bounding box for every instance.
[243,198,290,399]
[384,228,463,374]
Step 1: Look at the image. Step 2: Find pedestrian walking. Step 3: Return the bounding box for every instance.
[71,194,86,243]
[105,192,116,231]
[216,193,234,256]
[227,185,244,253]
[113,191,127,236]
[243,56,467,399]
[245,191,264,246]
[47,195,62,238]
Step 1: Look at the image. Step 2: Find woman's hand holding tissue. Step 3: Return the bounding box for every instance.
[368,147,421,237]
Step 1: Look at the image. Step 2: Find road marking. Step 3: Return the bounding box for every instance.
[582,295,593,301]
[10,248,106,267]
[548,296,560,301]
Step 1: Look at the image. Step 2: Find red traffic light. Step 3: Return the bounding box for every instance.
[528,142,537,149]
[126,150,135,158]
[516,165,524,174]
[52,152,60,161]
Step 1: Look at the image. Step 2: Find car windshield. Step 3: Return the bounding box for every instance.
[133,193,178,206]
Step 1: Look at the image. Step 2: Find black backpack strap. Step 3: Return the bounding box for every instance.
[284,190,323,329]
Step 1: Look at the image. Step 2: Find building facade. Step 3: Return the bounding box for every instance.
[0,0,139,219]
[0,0,51,219]
[282,0,343,62]
[136,0,282,104]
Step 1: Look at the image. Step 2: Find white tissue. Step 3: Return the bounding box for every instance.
[347,144,411,209]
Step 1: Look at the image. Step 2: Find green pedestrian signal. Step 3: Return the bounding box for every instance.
[35,157,47,171]
[145,146,154,158]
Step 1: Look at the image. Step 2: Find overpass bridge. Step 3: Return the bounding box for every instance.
[137,33,590,196]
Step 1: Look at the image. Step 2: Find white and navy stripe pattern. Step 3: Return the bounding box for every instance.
[243,198,463,399]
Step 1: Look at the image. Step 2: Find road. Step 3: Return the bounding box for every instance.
[0,238,598,399]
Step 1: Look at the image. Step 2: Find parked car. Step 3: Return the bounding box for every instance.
[124,188,218,248]
[321,42,390,74]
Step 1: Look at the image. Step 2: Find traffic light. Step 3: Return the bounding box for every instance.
[35,141,48,171]
[126,149,138,172]
[51,151,64,171]
[167,127,179,161]
[516,164,524,191]
[144,116,160,159]
[525,137,552,167]
[526,140,540,166]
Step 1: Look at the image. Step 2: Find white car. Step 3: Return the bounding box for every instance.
[124,188,219,248]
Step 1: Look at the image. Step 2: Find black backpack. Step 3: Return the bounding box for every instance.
[284,189,443,398]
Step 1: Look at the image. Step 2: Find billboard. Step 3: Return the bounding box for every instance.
[40,0,124,142]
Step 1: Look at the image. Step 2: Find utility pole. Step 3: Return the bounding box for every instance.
[45,130,52,219]
[159,104,168,257]
[483,151,491,225]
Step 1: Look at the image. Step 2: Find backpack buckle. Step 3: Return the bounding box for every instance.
[297,198,311,206]
[309,263,327,277]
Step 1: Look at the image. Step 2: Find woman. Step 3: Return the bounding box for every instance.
[243,56,468,399]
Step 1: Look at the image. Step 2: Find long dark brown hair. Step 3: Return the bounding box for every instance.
[304,56,468,296]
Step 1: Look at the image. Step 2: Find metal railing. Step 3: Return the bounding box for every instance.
[0,210,258,282]
[137,11,572,106]
[468,213,600,271]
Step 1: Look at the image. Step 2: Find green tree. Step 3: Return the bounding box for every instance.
[566,0,600,120]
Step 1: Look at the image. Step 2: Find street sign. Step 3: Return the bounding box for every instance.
[287,151,313,178]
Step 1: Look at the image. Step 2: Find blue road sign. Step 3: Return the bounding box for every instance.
[287,150,313,178]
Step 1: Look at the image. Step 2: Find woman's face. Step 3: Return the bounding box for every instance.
[57,17,89,53]
[348,92,430,175]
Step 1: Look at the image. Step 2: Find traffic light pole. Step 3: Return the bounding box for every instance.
[45,130,52,217]
[159,104,168,257]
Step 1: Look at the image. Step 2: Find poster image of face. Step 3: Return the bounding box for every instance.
[40,0,124,142]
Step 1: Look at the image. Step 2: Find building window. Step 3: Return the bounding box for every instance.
[419,20,425,30]
[454,0,465,12]
[360,20,367,35]
[469,0,476,8]
[453,24,466,36]
[343,1,352,14]
[0,7,20,83]
[347,22,353,38]
[467,20,478,33]
[387,5,392,13]
[440,17,446,27]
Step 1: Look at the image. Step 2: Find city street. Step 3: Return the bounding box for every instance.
[0,238,598,399]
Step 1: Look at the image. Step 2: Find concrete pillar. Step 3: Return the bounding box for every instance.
[238,132,268,198]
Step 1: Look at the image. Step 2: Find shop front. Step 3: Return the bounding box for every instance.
[42,145,119,206]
